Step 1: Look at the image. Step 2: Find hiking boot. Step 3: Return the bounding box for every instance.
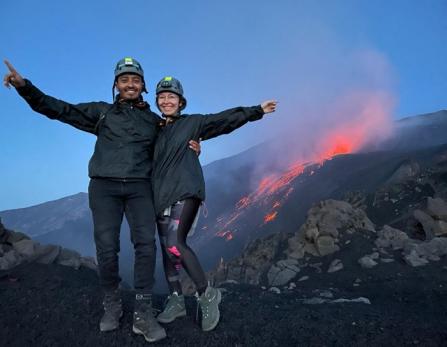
[133,294,167,343]
[197,286,222,331]
[100,289,123,332]
[157,292,186,323]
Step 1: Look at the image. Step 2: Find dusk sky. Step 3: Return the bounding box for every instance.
[1,0,446,211]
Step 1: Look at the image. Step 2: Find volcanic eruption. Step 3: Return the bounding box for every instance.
[211,90,394,240]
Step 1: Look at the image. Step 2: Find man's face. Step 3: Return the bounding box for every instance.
[157,92,182,116]
[115,74,143,100]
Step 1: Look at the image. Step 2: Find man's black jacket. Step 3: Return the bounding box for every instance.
[17,80,160,179]
[152,106,264,215]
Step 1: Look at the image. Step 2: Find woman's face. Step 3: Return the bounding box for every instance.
[157,92,182,116]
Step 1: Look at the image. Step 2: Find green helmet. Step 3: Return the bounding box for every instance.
[156,76,187,111]
[113,57,147,100]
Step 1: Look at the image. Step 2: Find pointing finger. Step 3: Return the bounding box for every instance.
[4,60,17,74]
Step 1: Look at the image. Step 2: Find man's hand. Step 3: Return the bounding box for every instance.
[3,60,26,88]
[261,100,278,114]
[189,139,201,156]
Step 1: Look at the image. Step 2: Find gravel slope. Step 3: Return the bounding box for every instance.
[1,257,447,347]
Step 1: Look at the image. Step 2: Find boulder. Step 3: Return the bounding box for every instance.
[0,250,21,270]
[414,209,447,239]
[327,259,343,273]
[304,227,319,243]
[404,237,447,259]
[290,200,375,259]
[35,244,61,264]
[57,248,81,269]
[358,255,378,269]
[267,259,300,286]
[80,256,97,270]
[286,236,306,259]
[13,239,37,257]
[375,225,409,250]
[404,249,429,267]
[426,197,447,220]
[6,230,30,244]
[269,287,281,294]
[315,236,339,256]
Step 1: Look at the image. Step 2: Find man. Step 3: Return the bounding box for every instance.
[3,58,199,343]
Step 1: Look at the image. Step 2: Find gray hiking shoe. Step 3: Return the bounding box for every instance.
[197,287,222,331]
[100,289,123,332]
[132,294,167,343]
[157,292,187,323]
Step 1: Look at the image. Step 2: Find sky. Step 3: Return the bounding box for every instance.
[1,0,446,211]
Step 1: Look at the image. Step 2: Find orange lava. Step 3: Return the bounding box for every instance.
[264,211,278,223]
[236,196,250,210]
[214,91,394,234]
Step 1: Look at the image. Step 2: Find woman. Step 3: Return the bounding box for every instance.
[152,76,277,332]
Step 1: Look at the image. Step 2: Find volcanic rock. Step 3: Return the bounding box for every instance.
[426,197,447,220]
[267,259,300,286]
[315,235,339,256]
[358,255,378,269]
[413,209,447,239]
[211,200,381,287]
[386,160,420,185]
[210,231,290,287]
[327,259,343,273]
[403,237,447,260]
[375,225,410,250]
[56,248,82,269]
[287,199,375,258]
[343,191,367,211]
[0,220,96,272]
[404,249,430,267]
[13,239,36,257]
[0,250,21,270]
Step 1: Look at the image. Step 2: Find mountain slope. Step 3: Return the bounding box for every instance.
[1,110,447,283]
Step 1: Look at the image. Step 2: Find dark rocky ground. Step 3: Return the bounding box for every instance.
[1,253,447,347]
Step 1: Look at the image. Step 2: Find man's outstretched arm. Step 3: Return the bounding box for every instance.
[4,60,104,134]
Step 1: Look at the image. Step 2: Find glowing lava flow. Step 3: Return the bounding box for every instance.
[214,136,355,240]
[214,90,394,239]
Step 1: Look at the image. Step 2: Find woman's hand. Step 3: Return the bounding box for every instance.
[261,100,278,114]
[189,139,201,156]
[3,60,26,88]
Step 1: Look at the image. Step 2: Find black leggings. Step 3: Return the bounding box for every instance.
[157,198,207,294]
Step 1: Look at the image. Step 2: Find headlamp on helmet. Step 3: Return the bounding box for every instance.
[155,76,187,112]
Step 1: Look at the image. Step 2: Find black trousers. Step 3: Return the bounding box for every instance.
[88,178,156,293]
